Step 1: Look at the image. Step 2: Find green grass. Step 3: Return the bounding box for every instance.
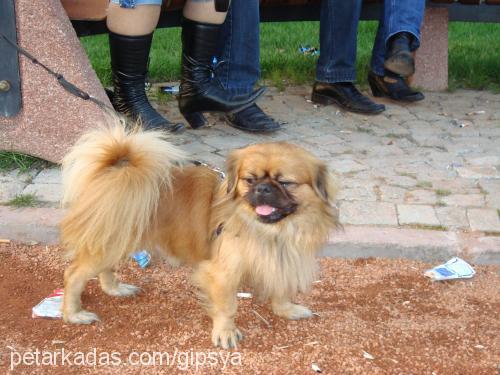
[435,189,452,197]
[81,21,500,91]
[6,194,39,208]
[0,152,49,173]
[416,181,433,188]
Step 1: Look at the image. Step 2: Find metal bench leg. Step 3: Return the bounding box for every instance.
[0,0,22,118]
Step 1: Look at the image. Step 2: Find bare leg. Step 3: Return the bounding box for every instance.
[106,3,161,35]
[183,0,230,24]
[99,270,141,297]
[271,296,313,320]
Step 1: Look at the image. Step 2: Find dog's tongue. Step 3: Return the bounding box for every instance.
[256,205,275,216]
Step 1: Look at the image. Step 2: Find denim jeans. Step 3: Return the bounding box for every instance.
[316,0,362,83]
[217,0,260,96]
[217,0,425,90]
[370,0,425,76]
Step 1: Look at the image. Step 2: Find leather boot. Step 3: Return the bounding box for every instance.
[178,18,265,129]
[384,32,415,77]
[368,71,424,102]
[109,32,184,133]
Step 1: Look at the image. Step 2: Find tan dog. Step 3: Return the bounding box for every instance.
[61,120,339,349]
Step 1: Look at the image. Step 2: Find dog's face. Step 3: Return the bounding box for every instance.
[226,142,337,225]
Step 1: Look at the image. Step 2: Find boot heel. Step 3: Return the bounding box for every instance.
[368,77,384,98]
[182,111,207,129]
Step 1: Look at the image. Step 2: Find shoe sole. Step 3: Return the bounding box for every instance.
[384,52,415,77]
[223,115,281,133]
[311,92,385,115]
[368,76,425,103]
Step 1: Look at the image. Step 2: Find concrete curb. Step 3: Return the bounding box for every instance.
[1,206,498,264]
[323,226,500,265]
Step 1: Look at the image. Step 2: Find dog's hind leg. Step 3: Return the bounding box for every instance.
[63,261,102,324]
[99,270,141,297]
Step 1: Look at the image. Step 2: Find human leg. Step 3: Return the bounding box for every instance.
[107,1,184,132]
[312,0,385,114]
[216,0,280,132]
[368,0,425,101]
[177,0,265,129]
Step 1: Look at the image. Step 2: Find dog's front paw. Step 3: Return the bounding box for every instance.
[211,326,243,349]
[64,310,100,324]
[273,302,313,320]
[103,283,141,297]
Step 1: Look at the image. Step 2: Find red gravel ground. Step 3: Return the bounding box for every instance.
[0,242,499,374]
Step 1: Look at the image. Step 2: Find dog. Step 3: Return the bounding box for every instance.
[60,119,339,349]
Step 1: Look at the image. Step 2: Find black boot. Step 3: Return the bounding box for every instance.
[368,71,424,102]
[109,32,184,133]
[384,32,415,77]
[178,18,265,129]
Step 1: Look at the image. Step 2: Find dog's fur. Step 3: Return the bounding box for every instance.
[61,119,339,348]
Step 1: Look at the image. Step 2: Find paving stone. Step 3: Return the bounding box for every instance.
[201,135,257,151]
[465,156,499,167]
[379,185,407,203]
[467,208,500,233]
[441,194,485,208]
[32,168,62,184]
[384,175,417,188]
[435,207,469,230]
[0,180,27,203]
[430,179,478,193]
[23,183,63,203]
[303,134,344,146]
[367,145,405,157]
[405,189,437,205]
[456,166,500,179]
[336,186,377,202]
[339,201,397,226]
[485,194,500,210]
[328,159,369,174]
[397,204,440,227]
[478,179,500,195]
[180,140,216,155]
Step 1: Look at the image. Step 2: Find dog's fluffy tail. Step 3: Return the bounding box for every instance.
[60,118,186,264]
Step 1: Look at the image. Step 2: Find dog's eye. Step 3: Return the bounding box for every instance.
[244,177,255,185]
[279,181,296,188]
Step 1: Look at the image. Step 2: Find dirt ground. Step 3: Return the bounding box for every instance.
[0,242,498,374]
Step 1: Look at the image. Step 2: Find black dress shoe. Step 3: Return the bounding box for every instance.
[224,104,281,132]
[384,32,415,77]
[368,71,424,102]
[311,81,385,114]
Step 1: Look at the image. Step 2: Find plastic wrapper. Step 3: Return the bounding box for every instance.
[424,257,475,281]
[32,289,63,319]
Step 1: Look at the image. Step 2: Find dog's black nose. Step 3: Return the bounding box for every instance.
[256,183,272,195]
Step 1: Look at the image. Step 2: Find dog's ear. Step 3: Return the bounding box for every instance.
[225,149,242,196]
[313,163,339,204]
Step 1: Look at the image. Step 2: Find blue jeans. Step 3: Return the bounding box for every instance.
[218,0,260,96]
[218,0,425,90]
[316,0,362,83]
[370,0,425,76]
